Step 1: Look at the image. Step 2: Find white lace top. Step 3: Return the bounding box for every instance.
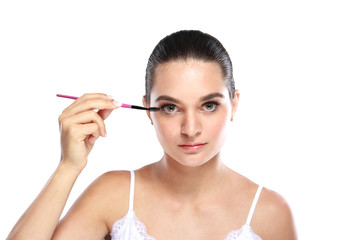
[110,171,263,240]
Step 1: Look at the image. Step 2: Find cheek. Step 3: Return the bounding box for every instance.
[206,116,228,137]
[204,109,231,141]
[153,117,179,144]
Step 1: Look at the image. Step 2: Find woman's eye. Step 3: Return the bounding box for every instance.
[161,104,178,113]
[202,102,219,112]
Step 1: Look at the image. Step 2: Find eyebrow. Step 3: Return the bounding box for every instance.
[155,92,224,104]
[155,95,180,103]
[200,93,225,101]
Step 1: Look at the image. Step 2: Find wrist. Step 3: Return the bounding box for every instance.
[58,159,84,178]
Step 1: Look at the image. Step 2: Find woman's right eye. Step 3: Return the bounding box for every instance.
[161,104,178,114]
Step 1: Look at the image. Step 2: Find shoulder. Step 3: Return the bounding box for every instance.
[54,171,132,238]
[253,187,297,240]
[87,170,132,216]
[63,171,132,229]
[89,170,131,193]
[78,170,131,206]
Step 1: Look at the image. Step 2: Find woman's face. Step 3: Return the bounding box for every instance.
[145,59,239,167]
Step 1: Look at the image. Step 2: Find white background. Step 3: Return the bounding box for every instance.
[1,1,359,239]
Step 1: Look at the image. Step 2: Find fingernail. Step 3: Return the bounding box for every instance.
[106,94,113,99]
[112,100,121,107]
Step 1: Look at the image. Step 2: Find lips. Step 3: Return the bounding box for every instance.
[178,142,207,151]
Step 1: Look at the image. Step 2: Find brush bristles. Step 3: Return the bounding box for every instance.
[130,105,160,111]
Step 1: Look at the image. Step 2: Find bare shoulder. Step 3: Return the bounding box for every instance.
[90,170,131,195]
[253,187,297,240]
[84,171,132,223]
[75,170,131,207]
[53,170,131,239]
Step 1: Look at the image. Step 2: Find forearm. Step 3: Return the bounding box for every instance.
[7,161,81,240]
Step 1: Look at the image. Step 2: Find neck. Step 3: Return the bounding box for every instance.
[154,153,227,201]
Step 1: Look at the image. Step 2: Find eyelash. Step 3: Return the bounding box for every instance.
[159,101,220,114]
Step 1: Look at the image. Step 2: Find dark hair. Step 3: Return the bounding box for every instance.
[145,30,235,103]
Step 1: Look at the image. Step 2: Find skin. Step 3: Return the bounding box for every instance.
[7,59,297,240]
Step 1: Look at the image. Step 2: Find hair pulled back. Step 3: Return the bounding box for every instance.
[145,30,235,103]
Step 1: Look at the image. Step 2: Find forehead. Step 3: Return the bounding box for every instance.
[151,60,228,102]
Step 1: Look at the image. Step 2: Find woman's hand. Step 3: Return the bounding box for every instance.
[6,93,119,240]
[58,93,119,172]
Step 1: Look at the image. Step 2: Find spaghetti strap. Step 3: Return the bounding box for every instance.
[128,170,135,211]
[245,185,263,225]
[111,172,263,240]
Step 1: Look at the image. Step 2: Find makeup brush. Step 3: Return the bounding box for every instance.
[56,94,160,112]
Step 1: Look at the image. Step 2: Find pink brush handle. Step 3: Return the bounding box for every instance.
[57,94,124,104]
[56,94,79,100]
[121,103,132,108]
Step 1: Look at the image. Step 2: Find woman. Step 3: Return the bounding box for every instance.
[7,30,296,240]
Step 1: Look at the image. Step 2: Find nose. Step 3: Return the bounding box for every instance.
[181,111,202,138]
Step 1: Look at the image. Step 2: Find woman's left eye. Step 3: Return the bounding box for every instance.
[202,102,219,112]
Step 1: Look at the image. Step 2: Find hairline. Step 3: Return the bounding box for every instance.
[147,58,231,104]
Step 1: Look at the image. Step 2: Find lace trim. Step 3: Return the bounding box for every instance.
[110,210,156,240]
[225,224,262,240]
[111,212,261,240]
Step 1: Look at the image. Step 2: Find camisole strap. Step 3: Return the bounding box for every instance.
[245,185,263,225]
[128,170,135,211]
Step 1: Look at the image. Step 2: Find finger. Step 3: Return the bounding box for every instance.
[61,93,110,113]
[65,98,117,118]
[88,135,98,145]
[59,104,114,129]
[61,110,107,137]
[87,131,100,145]
[60,94,118,121]
[97,108,114,121]
[74,123,101,146]
[71,122,101,143]
[78,93,112,102]
[62,122,100,148]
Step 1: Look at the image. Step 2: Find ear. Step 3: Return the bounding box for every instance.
[230,90,240,121]
[142,96,152,122]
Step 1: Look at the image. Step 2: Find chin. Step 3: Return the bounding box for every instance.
[167,152,220,168]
